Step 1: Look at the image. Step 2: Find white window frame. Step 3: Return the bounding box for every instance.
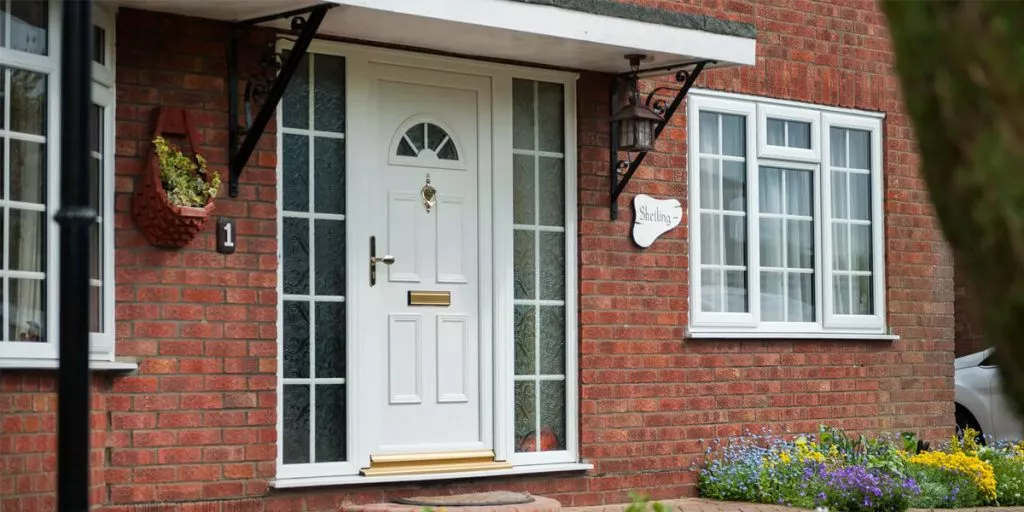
[757,103,820,162]
[0,1,118,364]
[687,89,891,339]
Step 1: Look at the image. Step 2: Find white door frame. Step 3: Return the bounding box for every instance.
[275,38,580,480]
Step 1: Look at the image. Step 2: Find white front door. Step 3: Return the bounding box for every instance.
[360,63,492,459]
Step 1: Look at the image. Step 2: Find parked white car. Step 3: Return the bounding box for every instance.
[955,348,1023,443]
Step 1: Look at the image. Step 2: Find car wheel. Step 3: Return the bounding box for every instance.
[956,404,986,446]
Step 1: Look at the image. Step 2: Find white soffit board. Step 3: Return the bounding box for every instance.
[311,0,756,73]
[112,0,757,73]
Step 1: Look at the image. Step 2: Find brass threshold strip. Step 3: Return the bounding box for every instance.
[362,450,512,476]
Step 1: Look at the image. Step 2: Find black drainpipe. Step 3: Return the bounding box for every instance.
[55,1,94,511]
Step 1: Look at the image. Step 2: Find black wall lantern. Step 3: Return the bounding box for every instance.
[608,54,713,220]
[612,55,663,153]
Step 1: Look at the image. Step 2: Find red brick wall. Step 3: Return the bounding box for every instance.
[0,1,954,511]
[954,259,987,357]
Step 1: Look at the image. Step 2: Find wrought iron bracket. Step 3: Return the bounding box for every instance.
[608,60,710,220]
[227,4,333,197]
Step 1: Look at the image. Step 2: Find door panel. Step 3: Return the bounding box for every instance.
[359,64,491,458]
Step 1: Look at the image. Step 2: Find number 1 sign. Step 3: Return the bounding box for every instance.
[217,217,237,254]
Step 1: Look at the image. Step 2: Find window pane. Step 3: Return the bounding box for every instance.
[89,284,101,333]
[282,134,309,212]
[723,216,745,266]
[761,272,784,321]
[281,52,309,129]
[849,173,871,221]
[513,154,535,224]
[313,220,345,296]
[787,169,812,216]
[513,305,535,375]
[282,218,309,295]
[787,121,811,149]
[315,302,345,378]
[10,68,46,135]
[721,114,745,156]
[312,54,345,133]
[313,137,345,215]
[700,213,722,265]
[536,81,564,152]
[788,273,814,321]
[699,112,719,154]
[759,167,782,214]
[832,225,849,271]
[9,209,43,272]
[538,306,566,375]
[9,277,43,341]
[538,381,566,451]
[514,381,537,452]
[853,276,873,315]
[850,224,872,271]
[88,221,100,281]
[725,271,747,312]
[6,1,47,55]
[10,139,44,203]
[759,218,782,268]
[513,230,535,300]
[282,385,311,464]
[787,220,813,269]
[848,129,870,169]
[92,25,105,64]
[831,171,849,218]
[833,275,851,315]
[830,127,846,167]
[722,161,745,212]
[538,232,564,300]
[538,156,565,226]
[283,301,310,379]
[699,158,720,209]
[512,79,535,150]
[314,385,346,462]
[766,119,785,146]
[701,269,722,312]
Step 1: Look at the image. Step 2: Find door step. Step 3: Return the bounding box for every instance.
[343,492,560,512]
[361,450,512,477]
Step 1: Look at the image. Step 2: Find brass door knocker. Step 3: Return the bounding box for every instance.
[421,174,437,213]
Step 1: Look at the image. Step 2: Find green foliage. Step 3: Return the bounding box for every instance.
[880,0,1024,418]
[153,136,220,207]
[623,492,667,512]
[907,463,985,508]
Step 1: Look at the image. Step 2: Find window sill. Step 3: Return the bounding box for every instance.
[0,357,139,372]
[270,462,594,489]
[686,328,899,341]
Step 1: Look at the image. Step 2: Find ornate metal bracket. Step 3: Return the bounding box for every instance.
[227,4,334,197]
[608,60,710,220]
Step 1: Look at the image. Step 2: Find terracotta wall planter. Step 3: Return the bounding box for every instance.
[131,107,216,248]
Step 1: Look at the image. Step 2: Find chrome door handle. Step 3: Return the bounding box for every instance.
[369,236,396,286]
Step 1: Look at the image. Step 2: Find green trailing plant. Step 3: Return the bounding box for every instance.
[152,136,220,208]
[623,492,668,512]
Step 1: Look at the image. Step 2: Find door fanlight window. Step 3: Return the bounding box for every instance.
[390,118,464,169]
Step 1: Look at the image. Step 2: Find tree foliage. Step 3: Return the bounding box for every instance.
[881,1,1024,417]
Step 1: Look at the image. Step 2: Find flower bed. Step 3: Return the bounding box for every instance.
[697,426,1024,511]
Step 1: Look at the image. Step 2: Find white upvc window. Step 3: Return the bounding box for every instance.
[0,0,117,364]
[687,90,888,339]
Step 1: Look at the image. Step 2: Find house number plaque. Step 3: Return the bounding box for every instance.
[631,194,682,248]
[216,217,237,254]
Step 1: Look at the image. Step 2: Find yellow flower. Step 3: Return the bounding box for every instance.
[909,451,996,502]
[779,452,792,464]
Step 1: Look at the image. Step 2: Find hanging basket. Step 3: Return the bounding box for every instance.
[131,107,216,249]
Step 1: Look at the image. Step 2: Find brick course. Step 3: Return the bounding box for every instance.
[0,1,954,511]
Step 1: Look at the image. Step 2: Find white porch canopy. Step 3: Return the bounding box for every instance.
[111,0,756,73]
